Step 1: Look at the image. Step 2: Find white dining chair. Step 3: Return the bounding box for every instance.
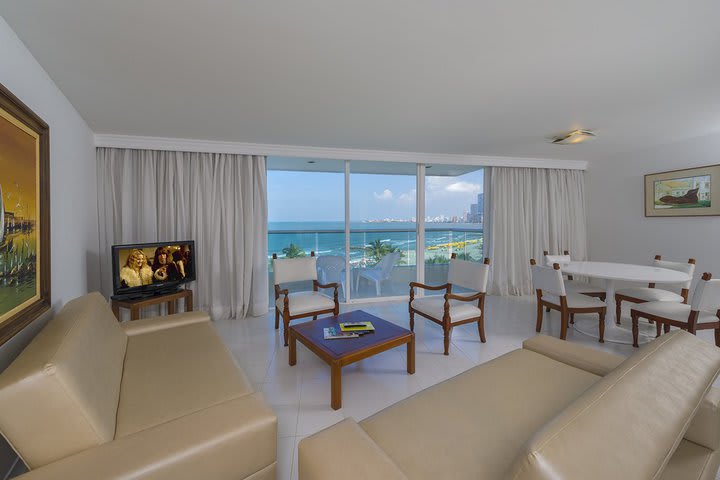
[631,272,720,348]
[531,259,607,342]
[355,251,401,296]
[543,250,606,300]
[409,255,490,355]
[615,255,695,325]
[273,252,339,346]
[316,255,346,300]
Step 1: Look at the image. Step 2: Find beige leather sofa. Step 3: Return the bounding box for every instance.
[0,292,277,480]
[300,331,720,480]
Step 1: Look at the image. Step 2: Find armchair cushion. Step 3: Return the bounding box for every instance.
[617,287,685,303]
[541,293,606,309]
[410,296,481,323]
[116,320,254,437]
[632,301,718,323]
[275,291,335,317]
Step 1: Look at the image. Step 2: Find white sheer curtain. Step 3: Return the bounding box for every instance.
[484,167,587,295]
[96,147,268,318]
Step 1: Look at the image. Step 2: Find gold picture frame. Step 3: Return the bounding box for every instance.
[644,164,719,217]
[0,82,50,345]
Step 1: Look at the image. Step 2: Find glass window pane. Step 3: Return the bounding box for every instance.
[424,166,484,294]
[350,161,416,299]
[267,158,347,302]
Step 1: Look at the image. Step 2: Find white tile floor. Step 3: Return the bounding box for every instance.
[214,295,720,480]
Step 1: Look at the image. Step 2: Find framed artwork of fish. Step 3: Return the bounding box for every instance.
[645,164,720,217]
[0,82,50,345]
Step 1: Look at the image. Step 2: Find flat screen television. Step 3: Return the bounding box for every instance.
[111,240,196,299]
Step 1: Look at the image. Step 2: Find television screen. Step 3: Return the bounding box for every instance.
[112,240,195,297]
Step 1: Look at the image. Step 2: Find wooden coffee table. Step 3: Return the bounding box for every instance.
[288,310,415,410]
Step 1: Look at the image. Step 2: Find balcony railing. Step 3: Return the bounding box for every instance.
[268,226,483,302]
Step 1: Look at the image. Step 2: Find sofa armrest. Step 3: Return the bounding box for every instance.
[121,311,210,336]
[15,392,276,480]
[685,387,720,450]
[522,335,625,376]
[299,418,408,480]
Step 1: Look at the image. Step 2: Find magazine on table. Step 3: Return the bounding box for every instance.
[323,327,360,340]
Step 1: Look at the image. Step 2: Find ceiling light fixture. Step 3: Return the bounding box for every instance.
[550,129,596,145]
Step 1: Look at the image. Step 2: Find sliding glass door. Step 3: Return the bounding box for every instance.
[423,165,485,294]
[349,161,417,300]
[267,158,484,304]
[267,159,347,301]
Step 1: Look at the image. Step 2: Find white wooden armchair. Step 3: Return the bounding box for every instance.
[409,254,490,355]
[273,251,339,346]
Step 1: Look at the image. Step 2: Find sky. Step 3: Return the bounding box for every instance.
[267,165,483,223]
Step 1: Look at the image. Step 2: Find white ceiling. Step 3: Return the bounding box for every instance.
[2,1,720,162]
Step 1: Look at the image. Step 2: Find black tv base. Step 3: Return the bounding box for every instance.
[111,285,182,302]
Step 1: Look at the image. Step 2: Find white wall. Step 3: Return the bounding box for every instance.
[587,132,720,282]
[0,15,99,475]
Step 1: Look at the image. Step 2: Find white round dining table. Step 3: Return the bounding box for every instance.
[560,261,692,344]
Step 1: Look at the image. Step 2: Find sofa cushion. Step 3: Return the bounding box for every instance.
[660,440,720,480]
[359,348,599,480]
[0,292,127,468]
[115,320,254,437]
[16,393,278,480]
[508,330,720,480]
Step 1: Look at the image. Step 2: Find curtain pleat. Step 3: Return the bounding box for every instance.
[485,167,587,295]
[96,147,269,319]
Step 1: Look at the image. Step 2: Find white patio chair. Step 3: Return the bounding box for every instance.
[355,251,401,296]
[273,251,339,346]
[409,254,490,355]
[616,255,695,325]
[631,272,720,347]
[316,255,346,300]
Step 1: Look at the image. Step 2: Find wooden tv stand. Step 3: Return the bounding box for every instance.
[111,289,193,321]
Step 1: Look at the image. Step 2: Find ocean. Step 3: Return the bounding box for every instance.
[268,221,483,266]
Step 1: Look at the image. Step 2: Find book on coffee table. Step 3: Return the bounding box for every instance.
[339,321,375,332]
[323,327,359,340]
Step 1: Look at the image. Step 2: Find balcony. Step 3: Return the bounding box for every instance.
[268,227,483,303]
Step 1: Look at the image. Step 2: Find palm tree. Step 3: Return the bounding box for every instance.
[281,243,306,258]
[363,239,400,265]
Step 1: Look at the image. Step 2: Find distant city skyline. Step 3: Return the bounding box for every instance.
[267,167,483,223]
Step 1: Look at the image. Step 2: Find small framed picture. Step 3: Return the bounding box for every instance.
[644,164,719,217]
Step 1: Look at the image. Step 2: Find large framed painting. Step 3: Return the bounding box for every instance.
[645,164,719,217]
[0,83,50,345]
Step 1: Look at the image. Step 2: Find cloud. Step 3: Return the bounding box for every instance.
[373,189,393,200]
[398,189,416,204]
[446,181,481,194]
